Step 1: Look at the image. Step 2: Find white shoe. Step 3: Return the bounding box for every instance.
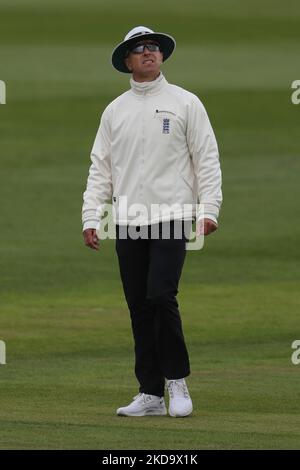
[116,393,167,417]
[166,378,193,417]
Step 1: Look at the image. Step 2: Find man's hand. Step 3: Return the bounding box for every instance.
[196,218,218,237]
[83,228,99,250]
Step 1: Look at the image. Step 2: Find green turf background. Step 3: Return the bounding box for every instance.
[0,0,300,450]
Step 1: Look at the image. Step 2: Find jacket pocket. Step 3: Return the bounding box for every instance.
[154,109,177,118]
[155,109,176,117]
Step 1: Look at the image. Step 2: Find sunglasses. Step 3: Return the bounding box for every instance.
[125,43,160,57]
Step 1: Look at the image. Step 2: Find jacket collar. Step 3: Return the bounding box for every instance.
[130,72,167,96]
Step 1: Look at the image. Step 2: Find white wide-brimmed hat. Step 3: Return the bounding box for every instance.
[111,26,176,73]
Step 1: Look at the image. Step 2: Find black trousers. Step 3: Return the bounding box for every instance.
[115,219,192,397]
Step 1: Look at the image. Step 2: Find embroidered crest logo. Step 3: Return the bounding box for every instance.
[162,118,170,134]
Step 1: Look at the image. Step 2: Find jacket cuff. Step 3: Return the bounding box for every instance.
[82,220,99,232]
[197,213,218,225]
[197,203,219,225]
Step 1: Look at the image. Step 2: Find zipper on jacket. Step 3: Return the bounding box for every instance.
[156,109,176,116]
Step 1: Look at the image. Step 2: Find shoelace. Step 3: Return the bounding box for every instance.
[166,380,190,399]
[133,393,152,403]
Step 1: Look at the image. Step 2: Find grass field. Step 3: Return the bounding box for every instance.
[1,0,300,450]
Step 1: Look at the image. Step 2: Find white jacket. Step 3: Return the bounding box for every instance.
[82,72,222,230]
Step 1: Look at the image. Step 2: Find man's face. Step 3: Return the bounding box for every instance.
[124,40,163,77]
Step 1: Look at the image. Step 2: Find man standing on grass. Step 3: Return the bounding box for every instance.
[82,26,222,417]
